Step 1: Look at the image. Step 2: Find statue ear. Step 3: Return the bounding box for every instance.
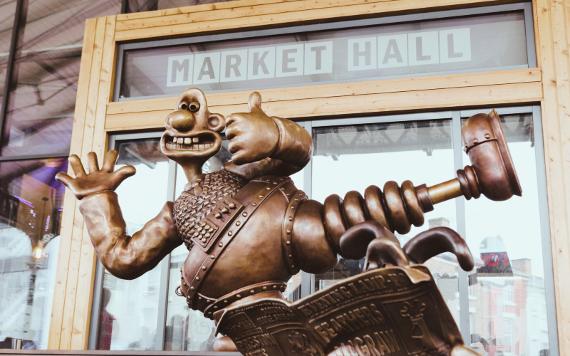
[208,113,226,132]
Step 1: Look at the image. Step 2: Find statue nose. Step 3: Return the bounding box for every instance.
[167,110,196,132]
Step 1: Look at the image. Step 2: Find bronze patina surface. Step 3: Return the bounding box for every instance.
[217,266,462,356]
[56,88,522,355]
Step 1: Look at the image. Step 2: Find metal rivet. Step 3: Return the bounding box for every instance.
[228,231,233,236]
[288,217,293,221]
[195,277,200,281]
[250,289,255,294]
[286,240,291,245]
[266,187,271,190]
[218,242,223,247]
[288,254,293,258]
[484,133,491,139]
[272,285,277,289]
[286,229,291,234]
[252,202,257,206]
[201,266,206,270]
[258,195,264,199]
[236,294,241,298]
[235,221,241,226]
[221,208,228,214]
[229,203,236,209]
[190,286,195,290]
[242,212,248,217]
[210,255,215,259]
[262,286,267,290]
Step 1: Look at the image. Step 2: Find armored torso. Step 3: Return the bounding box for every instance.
[173,169,246,248]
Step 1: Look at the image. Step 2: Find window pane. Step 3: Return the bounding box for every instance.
[119,11,527,99]
[0,0,17,113]
[311,118,461,321]
[96,137,170,350]
[2,0,121,157]
[0,158,67,349]
[164,144,231,352]
[464,114,551,355]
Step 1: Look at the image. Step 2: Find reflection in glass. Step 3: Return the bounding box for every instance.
[164,143,231,352]
[0,0,17,112]
[0,158,67,349]
[2,0,121,156]
[464,114,551,355]
[96,138,170,350]
[311,119,461,321]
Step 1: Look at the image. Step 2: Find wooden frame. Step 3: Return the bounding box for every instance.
[48,0,570,354]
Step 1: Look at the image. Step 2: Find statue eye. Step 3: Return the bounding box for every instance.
[188,101,200,113]
[178,102,188,111]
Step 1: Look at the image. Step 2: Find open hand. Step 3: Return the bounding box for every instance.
[55,150,136,200]
[225,92,279,165]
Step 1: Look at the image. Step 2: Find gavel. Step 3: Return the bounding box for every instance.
[325,110,522,235]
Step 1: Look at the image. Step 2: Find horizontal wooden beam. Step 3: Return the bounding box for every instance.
[105,68,542,131]
[114,0,517,42]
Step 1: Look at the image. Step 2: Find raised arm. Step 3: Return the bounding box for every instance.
[56,151,181,279]
[223,92,312,178]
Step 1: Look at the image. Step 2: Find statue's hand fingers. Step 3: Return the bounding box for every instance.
[69,154,86,177]
[55,172,74,189]
[114,165,136,181]
[87,152,100,173]
[102,150,119,172]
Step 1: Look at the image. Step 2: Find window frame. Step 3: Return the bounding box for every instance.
[112,2,537,102]
[89,104,558,355]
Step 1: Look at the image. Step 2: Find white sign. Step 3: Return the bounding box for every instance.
[166,29,471,87]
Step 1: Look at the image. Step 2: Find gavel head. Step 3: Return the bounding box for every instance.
[461,110,522,201]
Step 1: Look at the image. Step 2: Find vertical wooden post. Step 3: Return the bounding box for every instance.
[48,15,117,350]
[534,0,570,353]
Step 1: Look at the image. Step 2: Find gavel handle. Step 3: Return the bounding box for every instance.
[420,165,482,209]
[322,166,482,236]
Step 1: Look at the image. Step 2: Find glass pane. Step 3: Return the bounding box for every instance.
[2,0,121,157]
[96,137,170,350]
[119,11,527,99]
[0,158,67,349]
[464,114,552,354]
[311,118,460,321]
[165,142,232,352]
[0,0,17,113]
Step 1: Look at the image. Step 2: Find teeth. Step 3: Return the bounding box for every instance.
[166,138,214,151]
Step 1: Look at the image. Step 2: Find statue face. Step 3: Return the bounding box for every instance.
[160,88,226,165]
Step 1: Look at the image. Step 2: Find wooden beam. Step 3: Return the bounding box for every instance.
[114,0,517,42]
[105,68,542,131]
[48,17,98,350]
[49,15,117,350]
[534,0,570,353]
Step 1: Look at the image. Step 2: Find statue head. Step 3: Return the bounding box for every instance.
[160,88,226,169]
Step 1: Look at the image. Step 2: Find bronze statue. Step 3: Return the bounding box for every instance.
[56,88,521,355]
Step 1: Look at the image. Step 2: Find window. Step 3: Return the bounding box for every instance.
[0,158,67,349]
[0,0,122,350]
[91,106,556,355]
[115,4,534,100]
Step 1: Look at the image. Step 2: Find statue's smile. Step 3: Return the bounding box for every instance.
[160,130,221,159]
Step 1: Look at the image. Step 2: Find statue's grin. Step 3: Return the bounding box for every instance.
[161,130,221,158]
